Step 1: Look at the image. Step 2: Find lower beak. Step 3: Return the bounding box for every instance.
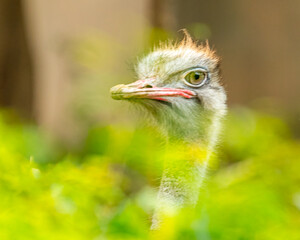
[110,79,196,102]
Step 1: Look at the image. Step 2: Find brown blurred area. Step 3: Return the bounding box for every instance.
[0,0,299,141]
[0,0,34,118]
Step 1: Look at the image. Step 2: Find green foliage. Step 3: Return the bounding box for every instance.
[0,109,299,239]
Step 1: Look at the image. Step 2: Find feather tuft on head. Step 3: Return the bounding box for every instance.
[151,29,220,68]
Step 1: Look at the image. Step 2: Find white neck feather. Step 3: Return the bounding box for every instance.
[151,113,223,230]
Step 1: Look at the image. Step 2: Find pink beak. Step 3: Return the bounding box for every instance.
[110,78,196,102]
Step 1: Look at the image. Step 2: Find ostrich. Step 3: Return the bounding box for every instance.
[110,34,227,230]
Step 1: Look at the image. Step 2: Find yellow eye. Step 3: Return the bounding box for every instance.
[184,71,207,86]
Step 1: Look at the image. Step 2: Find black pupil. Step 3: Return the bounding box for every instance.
[194,73,200,80]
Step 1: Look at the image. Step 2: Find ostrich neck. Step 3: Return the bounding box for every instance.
[151,140,212,230]
[151,113,221,230]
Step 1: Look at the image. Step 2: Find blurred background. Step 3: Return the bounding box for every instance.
[1,0,299,141]
[0,0,299,239]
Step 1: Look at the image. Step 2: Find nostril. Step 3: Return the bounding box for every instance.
[144,84,153,88]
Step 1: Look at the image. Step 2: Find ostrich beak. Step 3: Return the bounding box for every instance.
[110,79,196,101]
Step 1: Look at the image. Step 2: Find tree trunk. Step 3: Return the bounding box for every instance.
[0,0,34,119]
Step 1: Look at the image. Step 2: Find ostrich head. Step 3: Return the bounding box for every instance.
[111,35,226,144]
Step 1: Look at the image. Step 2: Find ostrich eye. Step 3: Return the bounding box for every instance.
[184,70,207,87]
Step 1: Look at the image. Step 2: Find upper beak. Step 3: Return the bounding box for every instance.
[110,78,196,102]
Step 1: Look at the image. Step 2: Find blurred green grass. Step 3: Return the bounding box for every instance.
[0,108,299,240]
